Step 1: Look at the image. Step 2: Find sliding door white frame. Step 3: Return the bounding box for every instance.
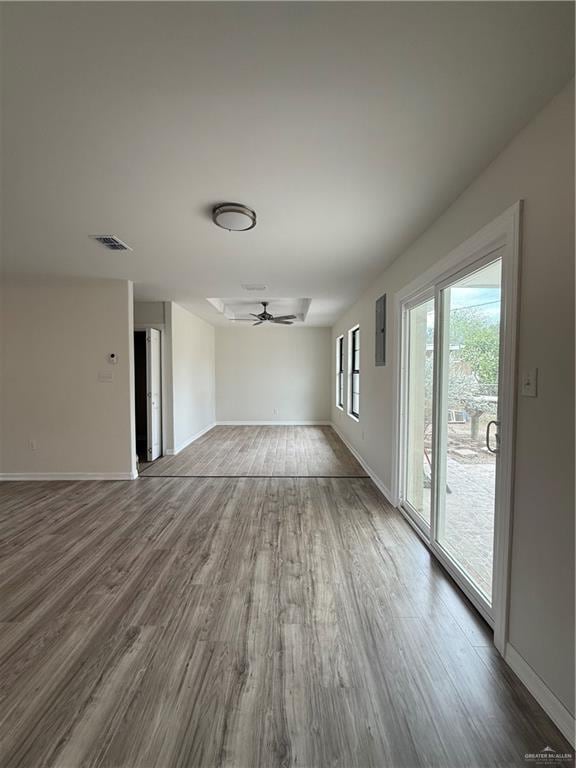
[430,249,505,625]
[391,202,521,654]
[398,287,435,537]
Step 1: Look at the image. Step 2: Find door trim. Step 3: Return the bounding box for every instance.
[397,287,435,536]
[145,327,162,462]
[491,203,521,654]
[135,323,170,457]
[392,202,522,654]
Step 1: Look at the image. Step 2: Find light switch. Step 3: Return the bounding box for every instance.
[521,368,538,397]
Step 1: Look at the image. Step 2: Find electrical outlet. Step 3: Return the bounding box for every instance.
[521,368,538,397]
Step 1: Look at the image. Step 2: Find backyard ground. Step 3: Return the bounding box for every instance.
[424,421,496,599]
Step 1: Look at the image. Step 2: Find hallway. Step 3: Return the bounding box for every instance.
[141,425,367,477]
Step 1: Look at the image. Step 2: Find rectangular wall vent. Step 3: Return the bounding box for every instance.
[90,235,132,251]
[241,283,267,291]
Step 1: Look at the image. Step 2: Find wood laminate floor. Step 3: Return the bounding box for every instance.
[140,425,368,477]
[0,476,572,767]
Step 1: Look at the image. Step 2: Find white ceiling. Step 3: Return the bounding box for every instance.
[2,2,573,326]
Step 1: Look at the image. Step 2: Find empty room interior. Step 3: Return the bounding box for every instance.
[0,2,575,766]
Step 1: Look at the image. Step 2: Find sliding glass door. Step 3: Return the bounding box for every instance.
[400,253,504,617]
[434,257,502,605]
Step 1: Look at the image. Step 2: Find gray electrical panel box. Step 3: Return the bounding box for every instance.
[375,294,386,366]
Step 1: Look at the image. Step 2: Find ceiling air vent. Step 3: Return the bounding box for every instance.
[241,283,267,292]
[90,235,132,251]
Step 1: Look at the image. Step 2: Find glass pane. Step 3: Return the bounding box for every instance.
[352,330,360,371]
[436,258,501,602]
[351,369,360,416]
[405,298,435,524]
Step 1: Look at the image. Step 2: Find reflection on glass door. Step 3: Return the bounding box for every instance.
[435,258,502,603]
[404,297,435,526]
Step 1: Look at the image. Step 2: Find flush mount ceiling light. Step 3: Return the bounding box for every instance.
[212,202,256,232]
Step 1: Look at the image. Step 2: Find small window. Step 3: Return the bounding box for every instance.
[336,336,344,409]
[349,326,360,419]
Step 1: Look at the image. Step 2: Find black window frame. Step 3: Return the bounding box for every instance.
[350,327,360,419]
[336,335,344,409]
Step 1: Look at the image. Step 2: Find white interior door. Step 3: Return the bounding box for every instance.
[146,328,162,461]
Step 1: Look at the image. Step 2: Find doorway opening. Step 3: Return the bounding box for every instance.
[134,328,162,464]
[400,254,503,617]
[394,203,520,652]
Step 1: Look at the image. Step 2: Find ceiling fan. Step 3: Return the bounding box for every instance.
[250,302,297,326]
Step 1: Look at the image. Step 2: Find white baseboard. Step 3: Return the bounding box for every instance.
[330,423,395,504]
[165,422,216,456]
[505,643,575,746]
[215,420,331,426]
[0,471,138,481]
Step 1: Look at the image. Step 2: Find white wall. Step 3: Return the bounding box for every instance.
[1,276,136,478]
[215,326,331,423]
[331,83,574,720]
[169,302,215,453]
[0,7,4,472]
[134,301,165,328]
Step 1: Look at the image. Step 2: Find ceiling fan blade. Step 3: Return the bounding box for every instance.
[271,319,293,325]
[250,313,262,318]
[271,314,297,321]
[252,320,264,326]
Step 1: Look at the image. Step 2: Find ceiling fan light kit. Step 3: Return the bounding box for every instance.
[212,202,256,231]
